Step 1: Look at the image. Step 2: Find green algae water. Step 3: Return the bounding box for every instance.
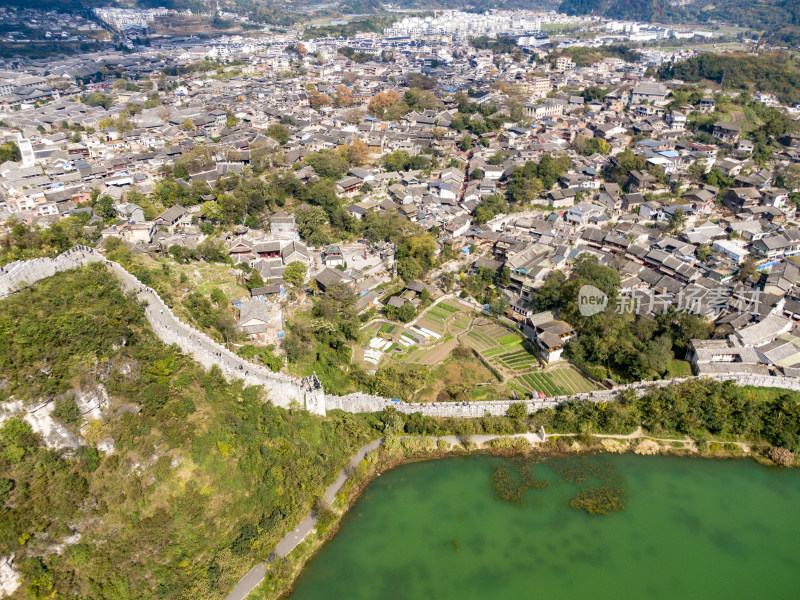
[289,454,800,599]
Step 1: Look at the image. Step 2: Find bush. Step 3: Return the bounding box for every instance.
[506,402,528,421]
[52,397,82,426]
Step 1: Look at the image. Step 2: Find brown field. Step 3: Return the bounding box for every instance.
[413,337,459,366]
[414,353,497,403]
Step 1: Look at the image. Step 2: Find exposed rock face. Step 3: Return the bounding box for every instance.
[0,555,21,598]
[0,400,81,451]
[600,438,629,453]
[634,439,660,455]
[73,385,110,422]
[97,437,116,455]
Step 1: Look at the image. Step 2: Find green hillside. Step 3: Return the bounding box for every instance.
[0,264,380,600]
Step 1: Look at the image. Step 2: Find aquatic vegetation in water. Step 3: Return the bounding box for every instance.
[490,458,549,505]
[569,486,626,515]
[491,457,627,515]
[550,458,626,515]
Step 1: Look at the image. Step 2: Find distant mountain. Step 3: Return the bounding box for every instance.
[683,0,800,46]
[7,0,558,16]
[557,0,800,45]
[557,0,657,22]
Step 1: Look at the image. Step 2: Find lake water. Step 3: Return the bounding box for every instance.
[289,453,800,599]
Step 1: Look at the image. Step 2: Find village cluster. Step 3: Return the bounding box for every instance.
[1,8,800,388]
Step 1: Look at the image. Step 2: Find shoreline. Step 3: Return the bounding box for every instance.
[238,429,790,600]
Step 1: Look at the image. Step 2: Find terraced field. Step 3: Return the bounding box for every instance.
[512,367,599,397]
[415,315,446,334]
[463,321,539,373]
[492,347,539,372]
[356,300,604,401]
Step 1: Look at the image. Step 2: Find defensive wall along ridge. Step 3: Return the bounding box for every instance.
[3,248,800,419]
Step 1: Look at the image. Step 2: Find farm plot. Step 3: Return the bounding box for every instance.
[462,321,538,371]
[513,367,600,397]
[427,306,452,320]
[491,347,539,372]
[497,334,522,349]
[411,337,459,366]
[438,301,463,313]
[361,321,383,335]
[416,315,446,335]
[465,330,496,351]
[452,316,472,330]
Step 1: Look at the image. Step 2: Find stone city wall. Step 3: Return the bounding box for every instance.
[3,249,800,419]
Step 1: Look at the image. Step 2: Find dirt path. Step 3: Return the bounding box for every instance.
[556,426,751,453]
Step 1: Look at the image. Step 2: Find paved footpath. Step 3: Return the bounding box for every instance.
[223,431,546,600]
[223,438,383,600]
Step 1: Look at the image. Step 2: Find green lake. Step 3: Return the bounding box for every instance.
[289,453,800,599]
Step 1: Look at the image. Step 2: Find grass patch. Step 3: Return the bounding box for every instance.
[667,360,692,378]
[428,307,451,320]
[482,347,505,358]
[439,302,461,313]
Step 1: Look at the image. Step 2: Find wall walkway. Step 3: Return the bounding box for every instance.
[3,248,800,418]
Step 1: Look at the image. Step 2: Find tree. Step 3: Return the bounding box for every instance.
[80,92,113,109]
[309,90,333,110]
[582,137,611,156]
[93,195,116,220]
[397,256,422,281]
[778,164,800,192]
[488,151,504,166]
[283,261,308,286]
[668,208,686,235]
[182,118,195,131]
[169,245,187,262]
[226,113,239,128]
[247,270,265,290]
[173,162,189,180]
[470,168,484,180]
[296,205,330,246]
[489,295,510,316]
[688,162,707,181]
[507,402,528,420]
[507,169,544,205]
[381,150,411,172]
[404,88,441,111]
[606,149,646,188]
[304,151,350,180]
[458,136,472,152]
[152,179,187,208]
[396,302,417,322]
[344,108,366,124]
[52,398,81,426]
[0,141,21,164]
[497,266,511,287]
[334,85,353,107]
[197,238,228,262]
[347,139,370,166]
[736,257,757,282]
[367,90,401,116]
[266,123,290,145]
